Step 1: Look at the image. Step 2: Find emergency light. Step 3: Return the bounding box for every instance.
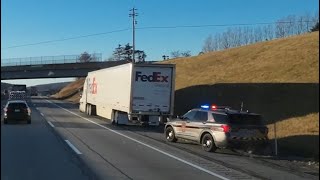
[201,104,218,110]
[200,105,210,109]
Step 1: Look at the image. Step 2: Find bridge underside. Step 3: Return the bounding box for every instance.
[1,61,129,80]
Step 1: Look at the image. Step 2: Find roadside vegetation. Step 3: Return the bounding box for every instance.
[53,31,319,160]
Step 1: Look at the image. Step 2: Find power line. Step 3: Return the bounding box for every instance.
[2,20,317,50]
[137,21,317,30]
[1,28,130,50]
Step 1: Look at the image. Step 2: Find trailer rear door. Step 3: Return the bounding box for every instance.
[132,66,173,113]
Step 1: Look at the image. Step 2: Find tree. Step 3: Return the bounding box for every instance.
[181,50,191,57]
[111,43,147,62]
[214,33,222,50]
[310,22,319,32]
[135,50,147,62]
[262,25,274,41]
[202,35,214,53]
[303,13,312,32]
[123,43,133,61]
[275,19,286,38]
[242,26,251,45]
[221,31,231,49]
[254,26,263,42]
[112,44,123,61]
[200,11,319,52]
[79,52,92,62]
[170,51,181,58]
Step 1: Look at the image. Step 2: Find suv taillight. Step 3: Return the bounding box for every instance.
[211,125,231,133]
[221,125,230,133]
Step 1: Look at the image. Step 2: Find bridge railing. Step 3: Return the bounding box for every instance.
[1,53,103,66]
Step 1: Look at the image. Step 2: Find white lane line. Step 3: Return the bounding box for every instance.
[47,121,55,128]
[65,140,82,155]
[45,100,229,180]
[40,113,44,117]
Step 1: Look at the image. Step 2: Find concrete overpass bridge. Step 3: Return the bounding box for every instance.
[1,54,129,80]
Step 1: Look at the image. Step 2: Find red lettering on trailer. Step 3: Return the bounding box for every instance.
[88,77,98,94]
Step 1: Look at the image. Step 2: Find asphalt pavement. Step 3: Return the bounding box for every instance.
[1,99,93,180]
[1,97,318,180]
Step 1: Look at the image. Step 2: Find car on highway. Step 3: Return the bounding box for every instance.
[3,100,31,124]
[165,104,269,153]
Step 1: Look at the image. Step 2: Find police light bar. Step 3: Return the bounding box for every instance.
[211,105,217,110]
[200,105,210,109]
[201,104,218,110]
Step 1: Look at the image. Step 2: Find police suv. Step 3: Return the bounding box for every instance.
[165,105,268,152]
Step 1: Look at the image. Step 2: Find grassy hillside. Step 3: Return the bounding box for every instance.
[160,32,319,159]
[161,32,318,90]
[54,32,319,159]
[51,78,85,101]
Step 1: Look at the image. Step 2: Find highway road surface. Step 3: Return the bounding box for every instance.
[1,97,318,180]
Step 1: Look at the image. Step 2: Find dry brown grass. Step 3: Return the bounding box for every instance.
[158,32,319,158]
[55,32,319,158]
[160,32,319,90]
[267,113,319,139]
[52,78,85,99]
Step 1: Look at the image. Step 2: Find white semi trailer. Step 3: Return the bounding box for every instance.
[79,63,175,126]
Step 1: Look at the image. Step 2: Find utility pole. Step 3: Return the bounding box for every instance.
[129,8,138,63]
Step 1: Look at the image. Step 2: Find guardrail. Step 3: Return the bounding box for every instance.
[1,53,103,66]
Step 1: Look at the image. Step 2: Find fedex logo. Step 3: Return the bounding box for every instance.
[135,71,169,82]
[87,77,98,94]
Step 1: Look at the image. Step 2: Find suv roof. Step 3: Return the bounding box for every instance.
[192,108,261,116]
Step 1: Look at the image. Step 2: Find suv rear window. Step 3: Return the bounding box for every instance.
[228,114,262,125]
[8,103,27,109]
[212,113,228,123]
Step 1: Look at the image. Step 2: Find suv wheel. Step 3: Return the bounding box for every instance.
[165,126,177,142]
[4,119,8,124]
[201,133,217,152]
[27,119,31,124]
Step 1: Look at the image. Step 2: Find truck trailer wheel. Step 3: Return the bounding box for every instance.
[86,104,92,115]
[111,111,119,125]
[85,104,89,115]
[86,104,96,116]
[88,104,92,115]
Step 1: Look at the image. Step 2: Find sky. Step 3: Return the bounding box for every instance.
[1,0,319,86]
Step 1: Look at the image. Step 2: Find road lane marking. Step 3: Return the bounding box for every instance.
[65,140,82,155]
[40,113,44,117]
[46,100,229,180]
[47,121,55,128]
